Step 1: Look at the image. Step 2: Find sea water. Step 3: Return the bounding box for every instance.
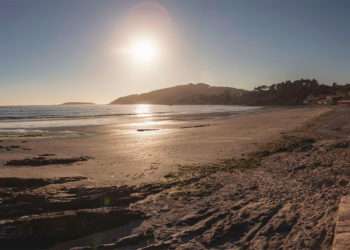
[0,104,260,131]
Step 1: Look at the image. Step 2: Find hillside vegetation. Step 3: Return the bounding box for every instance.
[111,79,350,105]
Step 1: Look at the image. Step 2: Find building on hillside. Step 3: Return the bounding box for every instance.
[304,95,341,105]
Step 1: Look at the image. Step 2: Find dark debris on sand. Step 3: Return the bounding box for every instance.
[0,176,86,191]
[5,156,92,167]
[0,144,31,152]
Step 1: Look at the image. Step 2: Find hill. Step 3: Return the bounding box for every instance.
[241,79,350,105]
[110,83,246,105]
[111,80,350,106]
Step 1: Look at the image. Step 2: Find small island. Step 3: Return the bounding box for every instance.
[60,102,95,105]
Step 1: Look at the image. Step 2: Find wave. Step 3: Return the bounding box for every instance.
[0,111,171,121]
[0,105,261,130]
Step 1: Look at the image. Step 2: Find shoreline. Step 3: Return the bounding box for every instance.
[0,106,343,249]
[0,106,263,140]
[0,106,328,185]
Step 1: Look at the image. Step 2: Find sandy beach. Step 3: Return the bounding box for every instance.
[3,106,349,250]
[0,107,328,185]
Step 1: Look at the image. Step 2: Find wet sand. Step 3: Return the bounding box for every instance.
[0,107,328,186]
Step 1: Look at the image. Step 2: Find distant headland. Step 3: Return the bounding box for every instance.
[110,80,350,106]
[111,83,245,105]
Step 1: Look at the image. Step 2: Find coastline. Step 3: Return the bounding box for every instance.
[0,105,343,249]
[0,106,328,185]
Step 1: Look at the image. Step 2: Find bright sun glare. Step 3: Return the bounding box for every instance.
[135,104,151,115]
[128,38,159,64]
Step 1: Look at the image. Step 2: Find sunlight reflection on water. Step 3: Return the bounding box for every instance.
[135,104,152,117]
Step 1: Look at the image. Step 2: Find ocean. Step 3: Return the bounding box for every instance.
[0,104,260,131]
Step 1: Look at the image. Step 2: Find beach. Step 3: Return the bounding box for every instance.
[0,106,327,185]
[2,105,347,249]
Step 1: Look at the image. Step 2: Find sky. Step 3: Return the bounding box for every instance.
[1,0,350,105]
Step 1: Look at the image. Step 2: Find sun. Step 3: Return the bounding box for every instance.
[128,38,159,64]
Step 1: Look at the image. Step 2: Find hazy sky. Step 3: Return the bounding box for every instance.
[2,0,350,105]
